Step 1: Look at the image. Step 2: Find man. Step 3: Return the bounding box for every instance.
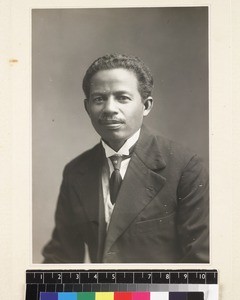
[42,54,209,263]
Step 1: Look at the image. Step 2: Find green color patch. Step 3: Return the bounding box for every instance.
[77,292,95,300]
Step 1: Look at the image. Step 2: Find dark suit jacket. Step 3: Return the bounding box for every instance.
[42,126,209,263]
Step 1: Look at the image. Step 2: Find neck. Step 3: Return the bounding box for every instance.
[103,140,126,152]
[102,129,141,153]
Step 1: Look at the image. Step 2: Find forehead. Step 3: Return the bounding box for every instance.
[89,68,139,92]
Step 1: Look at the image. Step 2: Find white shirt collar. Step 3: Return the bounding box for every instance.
[101,129,141,158]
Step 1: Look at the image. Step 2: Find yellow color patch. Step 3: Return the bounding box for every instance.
[95,292,114,300]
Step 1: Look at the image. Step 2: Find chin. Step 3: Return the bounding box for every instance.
[103,132,128,144]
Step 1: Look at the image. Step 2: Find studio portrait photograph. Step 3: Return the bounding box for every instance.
[32,7,209,264]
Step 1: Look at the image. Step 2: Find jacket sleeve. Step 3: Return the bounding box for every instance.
[176,154,209,263]
[42,167,85,263]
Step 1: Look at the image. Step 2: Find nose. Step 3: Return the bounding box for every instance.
[103,96,118,113]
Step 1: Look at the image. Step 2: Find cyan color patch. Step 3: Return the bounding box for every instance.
[58,292,77,300]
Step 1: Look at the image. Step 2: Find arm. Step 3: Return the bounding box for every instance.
[42,167,85,263]
[177,154,209,263]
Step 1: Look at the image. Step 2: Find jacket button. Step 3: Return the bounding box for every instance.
[146,186,155,193]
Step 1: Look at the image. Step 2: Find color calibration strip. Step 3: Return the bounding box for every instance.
[40,292,204,300]
[26,270,218,300]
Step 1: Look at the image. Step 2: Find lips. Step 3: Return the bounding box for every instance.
[99,119,124,130]
[99,119,124,125]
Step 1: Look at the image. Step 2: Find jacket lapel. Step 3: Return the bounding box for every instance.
[71,144,107,262]
[72,144,105,224]
[103,126,167,256]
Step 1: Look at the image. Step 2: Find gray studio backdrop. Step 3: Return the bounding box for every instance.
[32,7,208,263]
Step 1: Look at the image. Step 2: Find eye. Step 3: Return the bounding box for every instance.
[92,96,104,103]
[117,95,131,101]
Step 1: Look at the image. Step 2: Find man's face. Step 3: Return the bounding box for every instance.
[84,68,152,151]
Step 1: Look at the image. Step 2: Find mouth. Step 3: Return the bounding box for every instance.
[99,119,124,129]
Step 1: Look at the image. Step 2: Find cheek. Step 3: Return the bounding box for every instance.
[125,110,144,129]
[128,106,144,121]
[89,107,100,119]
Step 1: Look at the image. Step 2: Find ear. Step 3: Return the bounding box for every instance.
[143,97,153,116]
[84,99,90,115]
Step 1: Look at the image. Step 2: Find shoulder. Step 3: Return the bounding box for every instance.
[154,133,208,178]
[141,127,208,177]
[63,143,103,175]
[146,128,209,191]
[141,126,202,168]
[157,134,198,164]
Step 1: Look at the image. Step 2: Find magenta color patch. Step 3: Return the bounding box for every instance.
[131,292,150,300]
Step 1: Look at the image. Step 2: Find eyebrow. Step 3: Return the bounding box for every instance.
[90,90,134,97]
[114,90,133,96]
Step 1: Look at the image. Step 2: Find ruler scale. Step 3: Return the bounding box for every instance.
[26,270,218,300]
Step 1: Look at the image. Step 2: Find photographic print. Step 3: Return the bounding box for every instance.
[32,7,209,264]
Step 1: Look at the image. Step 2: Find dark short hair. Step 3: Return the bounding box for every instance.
[82,53,154,100]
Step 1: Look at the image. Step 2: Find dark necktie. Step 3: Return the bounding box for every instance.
[109,155,124,205]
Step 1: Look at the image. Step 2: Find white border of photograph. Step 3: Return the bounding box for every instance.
[0,0,238,299]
